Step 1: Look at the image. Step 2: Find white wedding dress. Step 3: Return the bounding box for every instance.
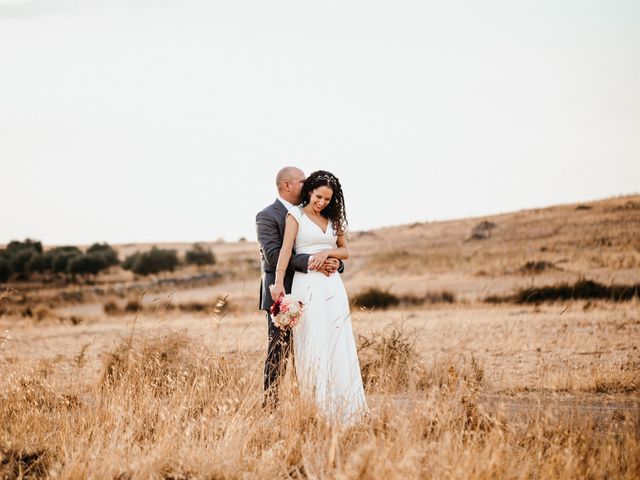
[287,206,367,425]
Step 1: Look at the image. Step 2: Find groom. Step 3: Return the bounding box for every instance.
[256,166,343,407]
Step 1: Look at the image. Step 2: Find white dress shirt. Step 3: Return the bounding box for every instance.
[277,196,296,211]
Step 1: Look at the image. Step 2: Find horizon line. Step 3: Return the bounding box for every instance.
[1,191,638,249]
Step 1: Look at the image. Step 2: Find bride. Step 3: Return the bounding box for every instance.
[270,170,367,425]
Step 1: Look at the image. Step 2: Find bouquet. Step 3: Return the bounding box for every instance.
[270,294,304,330]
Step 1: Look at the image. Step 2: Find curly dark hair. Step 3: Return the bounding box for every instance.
[300,170,348,235]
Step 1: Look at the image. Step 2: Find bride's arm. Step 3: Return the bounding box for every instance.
[308,234,349,271]
[271,214,299,301]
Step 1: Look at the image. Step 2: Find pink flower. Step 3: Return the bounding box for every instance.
[270,300,281,316]
[271,294,304,330]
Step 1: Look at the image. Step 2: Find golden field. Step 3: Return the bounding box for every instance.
[1,195,639,479]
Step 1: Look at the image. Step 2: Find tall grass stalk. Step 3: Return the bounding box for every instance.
[1,331,637,479]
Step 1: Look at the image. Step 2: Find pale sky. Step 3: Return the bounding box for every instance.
[1,0,639,245]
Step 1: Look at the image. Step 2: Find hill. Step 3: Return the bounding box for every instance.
[100,194,640,303]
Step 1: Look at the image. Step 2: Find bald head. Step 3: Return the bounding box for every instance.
[276,167,305,204]
[276,167,303,188]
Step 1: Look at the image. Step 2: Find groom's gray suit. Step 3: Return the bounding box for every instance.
[257,199,311,312]
[256,199,311,401]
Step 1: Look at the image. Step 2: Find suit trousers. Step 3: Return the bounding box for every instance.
[263,312,293,405]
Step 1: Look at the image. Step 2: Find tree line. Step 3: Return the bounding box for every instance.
[0,239,215,283]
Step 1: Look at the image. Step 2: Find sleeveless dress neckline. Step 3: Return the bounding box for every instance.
[300,208,331,236]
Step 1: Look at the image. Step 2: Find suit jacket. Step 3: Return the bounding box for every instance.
[256,199,311,311]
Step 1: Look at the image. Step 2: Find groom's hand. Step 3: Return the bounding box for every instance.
[319,258,341,277]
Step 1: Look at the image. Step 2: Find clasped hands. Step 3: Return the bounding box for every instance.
[270,256,340,302]
[309,254,340,276]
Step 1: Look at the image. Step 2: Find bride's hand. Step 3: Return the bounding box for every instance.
[309,252,330,271]
[270,283,285,302]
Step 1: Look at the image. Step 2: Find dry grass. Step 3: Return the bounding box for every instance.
[101,295,233,318]
[2,195,640,478]
[522,356,640,395]
[348,195,640,301]
[0,329,638,479]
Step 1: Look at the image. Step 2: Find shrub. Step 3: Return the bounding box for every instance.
[520,261,556,274]
[6,239,43,255]
[103,301,120,315]
[0,258,12,283]
[1,239,44,278]
[185,244,215,266]
[46,247,82,274]
[10,249,37,275]
[353,287,456,309]
[87,243,119,267]
[51,251,79,274]
[470,221,497,240]
[515,280,640,303]
[0,244,116,279]
[25,253,52,274]
[352,287,400,309]
[49,246,82,256]
[124,298,141,312]
[424,290,456,304]
[484,294,507,304]
[179,302,207,312]
[121,252,140,271]
[484,279,640,304]
[67,253,108,275]
[123,247,179,275]
[32,305,53,321]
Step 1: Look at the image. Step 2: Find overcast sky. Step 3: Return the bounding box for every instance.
[1,0,639,245]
